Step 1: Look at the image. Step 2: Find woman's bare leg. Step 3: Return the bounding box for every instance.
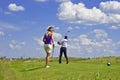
[45,53,50,67]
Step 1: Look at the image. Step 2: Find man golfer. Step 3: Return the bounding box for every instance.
[57,36,69,64]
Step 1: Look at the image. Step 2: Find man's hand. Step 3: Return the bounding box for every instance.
[57,41,61,45]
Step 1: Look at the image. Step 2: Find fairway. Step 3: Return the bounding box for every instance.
[0,57,120,80]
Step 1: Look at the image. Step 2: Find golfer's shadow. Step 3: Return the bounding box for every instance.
[20,66,44,72]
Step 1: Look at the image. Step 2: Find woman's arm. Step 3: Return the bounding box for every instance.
[51,33,54,44]
[43,34,46,42]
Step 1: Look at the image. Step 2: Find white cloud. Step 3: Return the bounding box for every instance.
[67,26,73,31]
[55,27,60,30]
[75,26,80,29]
[33,28,120,57]
[93,29,108,39]
[4,11,12,15]
[100,1,120,14]
[56,0,71,2]
[35,0,47,2]
[0,31,5,36]
[54,32,62,39]
[57,1,120,28]
[8,3,25,11]
[101,39,112,44]
[9,40,26,49]
[0,22,20,30]
[58,1,107,25]
[67,29,120,57]
[107,14,120,24]
[67,26,80,31]
[86,47,93,53]
[79,34,92,45]
[110,25,119,29]
[34,37,43,46]
[78,34,102,47]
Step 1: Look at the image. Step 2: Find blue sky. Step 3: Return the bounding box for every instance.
[0,0,120,58]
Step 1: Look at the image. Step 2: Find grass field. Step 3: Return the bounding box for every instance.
[0,57,120,80]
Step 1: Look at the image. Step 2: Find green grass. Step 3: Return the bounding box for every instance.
[0,57,120,80]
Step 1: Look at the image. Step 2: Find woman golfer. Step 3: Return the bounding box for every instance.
[43,26,54,68]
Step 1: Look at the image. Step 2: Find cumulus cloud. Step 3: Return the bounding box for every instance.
[57,1,120,28]
[54,32,62,39]
[75,26,80,29]
[67,26,73,31]
[54,27,60,30]
[33,28,120,57]
[110,25,119,29]
[92,29,108,39]
[100,1,120,14]
[9,40,26,49]
[67,26,80,31]
[79,34,92,45]
[8,3,25,11]
[68,29,119,57]
[58,1,107,25]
